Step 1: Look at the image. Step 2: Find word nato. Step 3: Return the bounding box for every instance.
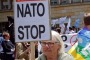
[17,3,45,17]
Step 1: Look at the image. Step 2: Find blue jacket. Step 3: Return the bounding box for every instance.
[77,27,90,47]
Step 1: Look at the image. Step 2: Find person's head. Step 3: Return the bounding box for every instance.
[84,13,90,29]
[72,26,76,30]
[66,15,70,19]
[56,27,61,34]
[84,14,90,25]
[2,32,10,40]
[41,31,64,57]
[69,27,73,31]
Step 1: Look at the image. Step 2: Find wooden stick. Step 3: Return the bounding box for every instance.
[30,42,35,60]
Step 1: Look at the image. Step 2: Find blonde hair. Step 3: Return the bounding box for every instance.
[3,32,10,37]
[51,30,64,53]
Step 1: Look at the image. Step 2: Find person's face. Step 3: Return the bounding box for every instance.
[3,35,10,40]
[41,37,60,56]
[87,25,90,30]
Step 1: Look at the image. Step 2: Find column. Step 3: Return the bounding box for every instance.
[58,0,61,4]
[69,0,72,3]
[81,0,83,2]
[8,0,11,9]
[0,0,1,10]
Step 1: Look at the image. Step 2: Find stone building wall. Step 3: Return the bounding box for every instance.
[0,3,90,28]
[0,10,13,22]
[51,3,90,27]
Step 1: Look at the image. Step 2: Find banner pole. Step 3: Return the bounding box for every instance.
[30,42,35,60]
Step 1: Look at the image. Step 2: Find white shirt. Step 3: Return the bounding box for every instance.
[69,30,75,34]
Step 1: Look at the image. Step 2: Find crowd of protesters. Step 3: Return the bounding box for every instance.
[0,22,80,60]
[0,18,81,60]
[52,25,80,35]
[0,13,90,60]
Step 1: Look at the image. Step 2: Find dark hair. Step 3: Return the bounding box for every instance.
[56,28,61,34]
[69,27,73,30]
[72,26,76,30]
[72,26,76,29]
[84,15,90,25]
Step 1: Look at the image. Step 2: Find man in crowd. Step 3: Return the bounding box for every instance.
[77,13,90,51]
[68,27,75,34]
[1,32,15,60]
[74,13,90,59]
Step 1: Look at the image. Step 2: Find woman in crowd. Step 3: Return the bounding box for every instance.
[36,31,74,60]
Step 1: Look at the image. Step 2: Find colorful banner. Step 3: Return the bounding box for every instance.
[68,42,90,60]
[68,28,90,60]
[74,19,80,28]
[60,33,77,52]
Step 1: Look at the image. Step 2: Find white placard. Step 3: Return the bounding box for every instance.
[14,0,51,42]
[60,33,77,52]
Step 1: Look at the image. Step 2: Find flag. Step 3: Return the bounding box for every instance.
[68,42,90,60]
[59,17,66,25]
[59,17,66,33]
[68,42,84,60]
[68,27,90,60]
[66,18,71,34]
[74,19,80,28]
[55,19,59,24]
[51,19,58,27]
[67,18,71,29]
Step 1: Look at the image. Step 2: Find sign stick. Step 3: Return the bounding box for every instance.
[30,42,35,60]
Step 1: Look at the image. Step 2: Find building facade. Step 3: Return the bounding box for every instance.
[51,0,90,28]
[0,0,90,32]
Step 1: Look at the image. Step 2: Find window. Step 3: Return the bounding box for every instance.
[60,0,70,5]
[0,22,8,32]
[3,0,8,2]
[83,0,90,2]
[3,0,11,10]
[0,1,1,10]
[0,0,13,11]
[51,0,58,5]
[71,0,81,3]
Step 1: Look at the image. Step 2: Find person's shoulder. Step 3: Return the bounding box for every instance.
[59,53,74,60]
[78,28,86,33]
[16,43,23,47]
[64,53,74,59]
[35,54,46,60]
[16,43,22,45]
[0,37,3,40]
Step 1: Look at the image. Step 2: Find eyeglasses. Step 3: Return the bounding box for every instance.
[41,42,59,47]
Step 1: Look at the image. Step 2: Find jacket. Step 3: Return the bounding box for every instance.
[36,53,74,60]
